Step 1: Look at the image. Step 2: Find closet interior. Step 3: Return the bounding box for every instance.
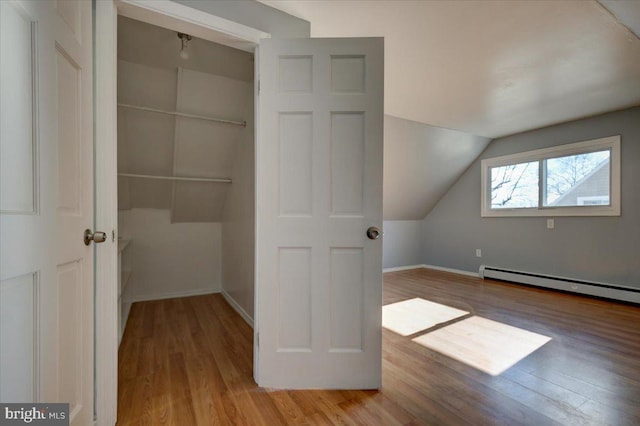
[116,16,255,342]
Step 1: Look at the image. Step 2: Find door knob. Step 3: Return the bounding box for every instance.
[84,229,107,246]
[366,226,381,240]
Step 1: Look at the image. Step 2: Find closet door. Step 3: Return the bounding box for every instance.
[0,1,94,423]
[256,37,384,388]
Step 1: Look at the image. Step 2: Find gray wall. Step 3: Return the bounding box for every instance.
[172,0,310,38]
[382,220,423,269]
[422,107,640,289]
[381,117,488,270]
[383,115,490,220]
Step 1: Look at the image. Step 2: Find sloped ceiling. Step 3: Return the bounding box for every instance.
[260,0,640,220]
[599,0,640,39]
[118,15,254,82]
[384,116,490,220]
[261,0,640,139]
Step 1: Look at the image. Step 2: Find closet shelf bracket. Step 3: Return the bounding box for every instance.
[118,173,232,184]
[118,103,246,127]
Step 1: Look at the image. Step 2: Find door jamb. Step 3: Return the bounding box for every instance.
[94,1,118,424]
[94,1,268,424]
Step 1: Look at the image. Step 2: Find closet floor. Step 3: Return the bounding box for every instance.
[117,269,640,425]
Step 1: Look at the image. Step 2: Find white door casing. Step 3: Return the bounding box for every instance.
[256,37,384,388]
[0,1,94,424]
[92,1,270,422]
[94,1,119,424]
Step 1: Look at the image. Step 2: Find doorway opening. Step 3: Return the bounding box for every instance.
[98,3,385,419]
[115,13,257,421]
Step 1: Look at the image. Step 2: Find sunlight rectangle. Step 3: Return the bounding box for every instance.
[412,316,551,376]
[382,298,469,336]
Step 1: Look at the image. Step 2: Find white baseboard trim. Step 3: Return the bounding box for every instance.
[422,264,479,278]
[129,288,220,303]
[383,264,427,273]
[221,289,254,329]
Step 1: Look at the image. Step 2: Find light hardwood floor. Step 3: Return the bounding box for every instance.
[117,268,640,425]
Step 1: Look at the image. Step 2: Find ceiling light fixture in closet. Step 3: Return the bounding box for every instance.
[177,32,192,60]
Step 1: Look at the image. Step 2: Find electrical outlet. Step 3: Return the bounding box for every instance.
[547,219,555,229]
[476,249,482,258]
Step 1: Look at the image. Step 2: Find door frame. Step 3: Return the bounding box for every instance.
[94,1,269,424]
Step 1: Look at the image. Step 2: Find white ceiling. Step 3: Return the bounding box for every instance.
[260,0,640,138]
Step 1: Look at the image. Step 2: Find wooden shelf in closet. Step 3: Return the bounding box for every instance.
[121,270,132,296]
[118,238,133,345]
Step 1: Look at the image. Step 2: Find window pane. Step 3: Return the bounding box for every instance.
[490,161,539,209]
[544,150,610,207]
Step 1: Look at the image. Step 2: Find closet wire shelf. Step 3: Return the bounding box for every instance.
[118,103,246,128]
[118,173,232,184]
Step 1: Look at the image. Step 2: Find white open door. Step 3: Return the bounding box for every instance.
[256,37,384,388]
[1,1,94,423]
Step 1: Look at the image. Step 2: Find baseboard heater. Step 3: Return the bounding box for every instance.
[479,265,640,304]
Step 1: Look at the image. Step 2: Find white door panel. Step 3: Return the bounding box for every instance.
[256,37,383,389]
[0,1,93,423]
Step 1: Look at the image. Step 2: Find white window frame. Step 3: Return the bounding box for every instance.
[481,135,620,217]
[577,196,609,206]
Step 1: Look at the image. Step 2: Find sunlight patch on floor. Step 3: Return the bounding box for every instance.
[382,298,469,336]
[412,316,552,376]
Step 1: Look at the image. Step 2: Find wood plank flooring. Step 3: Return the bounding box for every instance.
[117,268,640,425]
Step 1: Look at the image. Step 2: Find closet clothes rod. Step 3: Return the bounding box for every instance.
[118,103,246,127]
[118,173,232,184]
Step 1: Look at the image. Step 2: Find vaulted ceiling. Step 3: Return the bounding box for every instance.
[260,0,640,220]
[261,0,640,138]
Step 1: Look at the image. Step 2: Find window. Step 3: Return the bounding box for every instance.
[490,161,538,209]
[481,136,620,217]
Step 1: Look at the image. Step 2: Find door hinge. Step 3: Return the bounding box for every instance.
[256,332,259,348]
[258,79,260,94]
